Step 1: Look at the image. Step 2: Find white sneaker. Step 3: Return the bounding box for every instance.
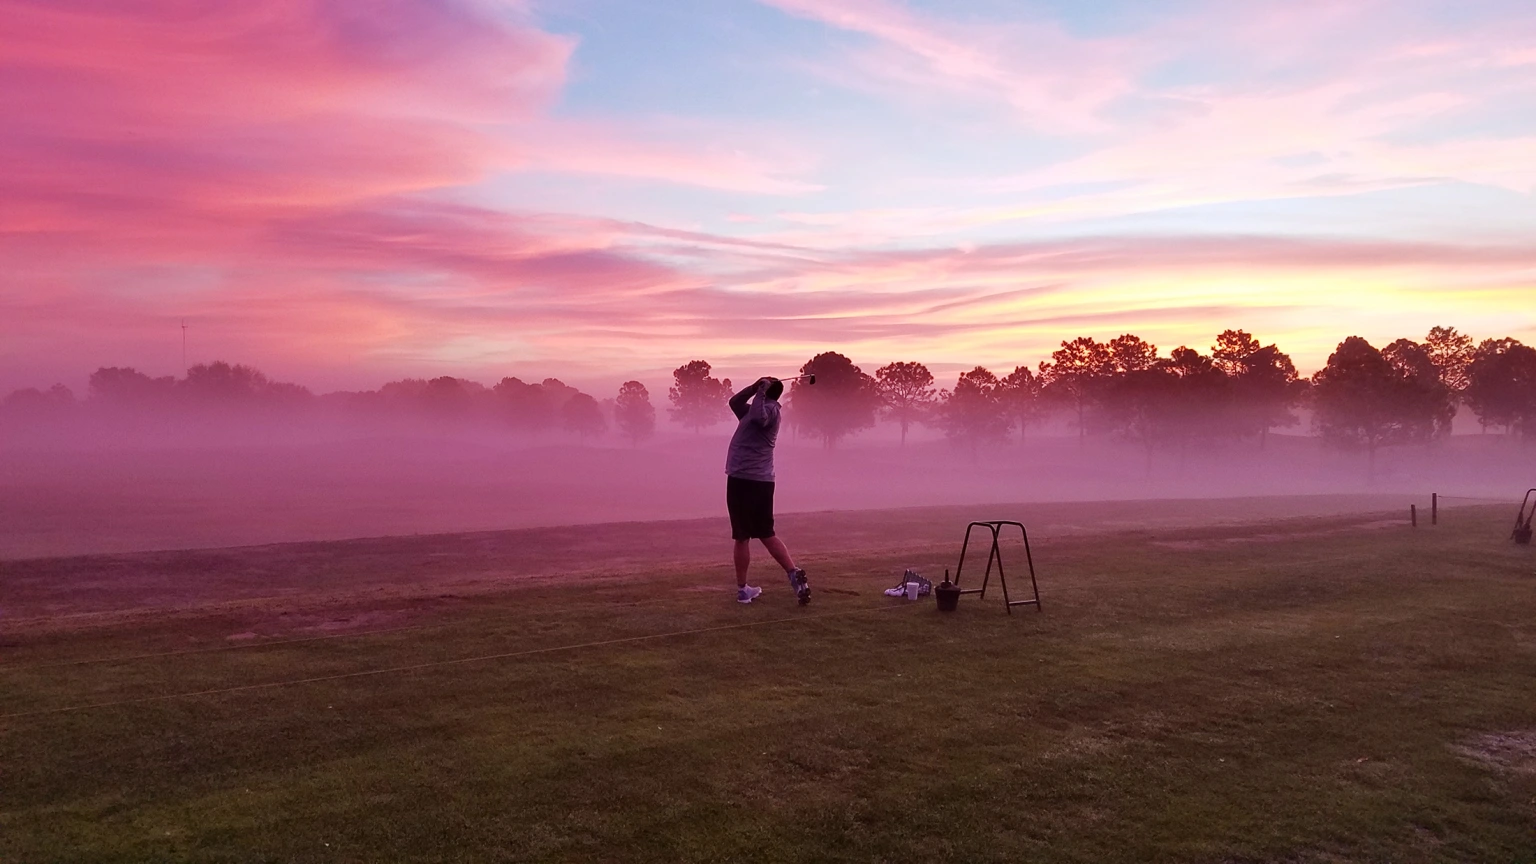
[737,585,763,604]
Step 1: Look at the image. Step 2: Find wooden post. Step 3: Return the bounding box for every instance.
[1411,504,1417,527]
[1432,493,1438,525]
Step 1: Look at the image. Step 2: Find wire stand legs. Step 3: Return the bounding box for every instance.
[953,520,1041,615]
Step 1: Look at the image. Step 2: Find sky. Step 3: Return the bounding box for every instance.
[3,0,1535,395]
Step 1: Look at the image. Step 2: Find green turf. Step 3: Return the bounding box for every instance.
[2,505,1534,862]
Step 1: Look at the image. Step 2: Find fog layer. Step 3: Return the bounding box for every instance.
[0,418,1516,559]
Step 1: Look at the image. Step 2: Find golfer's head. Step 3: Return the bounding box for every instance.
[764,379,784,401]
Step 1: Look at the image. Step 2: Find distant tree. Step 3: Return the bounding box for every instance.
[668,361,733,434]
[179,361,270,402]
[874,361,936,447]
[1310,336,1450,477]
[614,380,656,446]
[939,367,1008,455]
[790,352,880,449]
[378,378,429,402]
[1103,365,1178,472]
[176,361,312,410]
[1381,339,1455,439]
[1157,346,1231,459]
[1108,334,1159,373]
[998,365,1044,442]
[421,376,481,417]
[88,367,176,406]
[1464,339,1536,436]
[1038,337,1113,444]
[1095,335,1164,456]
[1211,330,1302,447]
[264,381,315,407]
[1423,326,1476,396]
[1467,335,1525,433]
[562,392,607,441]
[494,377,556,434]
[1,384,75,418]
[540,378,579,413]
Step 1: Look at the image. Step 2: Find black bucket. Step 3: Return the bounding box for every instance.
[935,570,960,612]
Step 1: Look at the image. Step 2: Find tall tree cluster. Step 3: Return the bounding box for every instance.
[1309,336,1454,472]
[1464,338,1536,435]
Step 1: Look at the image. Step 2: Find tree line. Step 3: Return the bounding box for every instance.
[665,328,1536,463]
[2,362,660,446]
[6,327,1535,456]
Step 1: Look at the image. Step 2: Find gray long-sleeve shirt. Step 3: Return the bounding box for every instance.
[725,388,780,482]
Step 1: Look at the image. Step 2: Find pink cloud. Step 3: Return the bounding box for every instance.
[5,185,1532,390]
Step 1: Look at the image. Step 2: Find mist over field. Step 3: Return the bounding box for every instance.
[5,325,1528,558]
[0,399,1517,560]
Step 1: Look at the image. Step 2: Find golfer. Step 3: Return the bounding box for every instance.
[725,377,809,605]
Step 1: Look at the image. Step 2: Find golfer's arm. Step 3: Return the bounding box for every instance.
[727,382,757,420]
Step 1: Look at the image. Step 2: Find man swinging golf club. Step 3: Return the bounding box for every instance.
[725,375,810,605]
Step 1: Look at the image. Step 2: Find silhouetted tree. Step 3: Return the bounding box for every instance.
[1465,338,1536,436]
[1211,330,1302,447]
[1382,339,1455,439]
[1311,336,1450,477]
[1104,365,1177,472]
[2,384,75,419]
[1038,337,1113,444]
[1157,347,1231,459]
[998,366,1044,442]
[180,361,270,402]
[176,361,312,410]
[562,392,607,441]
[88,367,176,406]
[540,378,579,412]
[1095,336,1169,463]
[421,376,482,417]
[1424,326,1475,396]
[939,367,1007,455]
[1108,334,1159,373]
[874,361,936,447]
[614,380,656,446]
[494,377,557,434]
[790,352,880,449]
[668,361,733,434]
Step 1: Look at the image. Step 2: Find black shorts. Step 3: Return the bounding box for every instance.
[726,476,775,541]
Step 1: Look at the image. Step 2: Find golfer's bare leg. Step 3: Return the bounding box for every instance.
[761,535,796,573]
[734,539,751,587]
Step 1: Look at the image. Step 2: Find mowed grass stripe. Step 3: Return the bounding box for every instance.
[0,528,1473,717]
[0,548,1364,672]
[0,603,921,719]
[1,543,1386,715]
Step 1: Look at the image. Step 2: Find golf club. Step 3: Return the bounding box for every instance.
[781,373,816,384]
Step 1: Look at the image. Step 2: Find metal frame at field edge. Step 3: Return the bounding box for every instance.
[953,520,1042,615]
[1513,488,1536,544]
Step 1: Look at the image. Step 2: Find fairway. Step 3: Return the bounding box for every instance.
[3,499,1534,862]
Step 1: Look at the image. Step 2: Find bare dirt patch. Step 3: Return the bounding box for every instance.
[1453,731,1536,776]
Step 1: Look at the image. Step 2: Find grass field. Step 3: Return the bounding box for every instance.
[2,498,1534,862]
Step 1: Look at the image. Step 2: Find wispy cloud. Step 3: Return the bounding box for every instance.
[4,0,1536,392]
